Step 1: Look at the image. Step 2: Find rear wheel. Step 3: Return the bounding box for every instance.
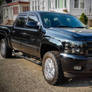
[42,51,65,85]
[0,39,12,58]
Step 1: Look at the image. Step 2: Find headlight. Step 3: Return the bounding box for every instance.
[62,41,86,55]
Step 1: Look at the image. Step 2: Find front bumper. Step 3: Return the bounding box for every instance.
[60,53,92,77]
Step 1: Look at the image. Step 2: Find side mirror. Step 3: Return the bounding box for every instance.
[26,21,39,29]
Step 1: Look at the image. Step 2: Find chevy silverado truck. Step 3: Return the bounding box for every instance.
[0,11,92,85]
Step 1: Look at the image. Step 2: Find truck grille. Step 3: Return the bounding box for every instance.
[87,42,92,57]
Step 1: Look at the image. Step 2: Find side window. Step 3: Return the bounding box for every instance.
[43,17,51,28]
[15,17,26,27]
[28,14,38,24]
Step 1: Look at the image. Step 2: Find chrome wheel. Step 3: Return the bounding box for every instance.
[44,58,55,80]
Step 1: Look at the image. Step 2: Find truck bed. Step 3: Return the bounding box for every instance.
[0,25,13,30]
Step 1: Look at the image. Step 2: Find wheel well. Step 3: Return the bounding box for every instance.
[0,34,5,40]
[40,44,59,59]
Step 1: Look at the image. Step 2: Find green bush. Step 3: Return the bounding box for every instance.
[0,0,3,5]
[89,27,92,29]
[79,13,88,25]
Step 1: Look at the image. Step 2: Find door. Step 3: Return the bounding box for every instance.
[11,16,28,51]
[11,13,42,57]
[21,13,42,57]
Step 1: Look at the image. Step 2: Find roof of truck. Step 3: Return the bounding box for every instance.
[18,11,70,16]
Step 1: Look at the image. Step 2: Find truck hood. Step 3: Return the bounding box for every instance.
[46,27,92,41]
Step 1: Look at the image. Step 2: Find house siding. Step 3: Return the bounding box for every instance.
[2,1,30,24]
[30,0,65,11]
[70,0,92,17]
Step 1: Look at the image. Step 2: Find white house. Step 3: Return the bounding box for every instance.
[3,0,30,25]
[30,0,92,26]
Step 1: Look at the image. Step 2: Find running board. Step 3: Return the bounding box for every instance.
[13,51,42,65]
[21,55,41,65]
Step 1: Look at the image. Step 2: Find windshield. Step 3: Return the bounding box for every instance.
[40,12,85,28]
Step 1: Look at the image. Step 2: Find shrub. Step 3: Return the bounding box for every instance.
[89,27,92,29]
[79,13,88,25]
[0,0,3,5]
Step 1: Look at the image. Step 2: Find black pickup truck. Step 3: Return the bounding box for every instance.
[0,11,92,85]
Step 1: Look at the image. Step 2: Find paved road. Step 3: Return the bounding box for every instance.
[0,55,92,92]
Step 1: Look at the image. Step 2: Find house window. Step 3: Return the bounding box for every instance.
[58,0,60,8]
[48,0,51,9]
[13,6,18,15]
[38,1,40,10]
[64,0,67,8]
[50,0,55,9]
[74,0,79,8]
[55,0,60,8]
[80,0,84,8]
[35,0,37,10]
[55,0,57,8]
[23,6,29,12]
[32,1,34,11]
[42,0,45,10]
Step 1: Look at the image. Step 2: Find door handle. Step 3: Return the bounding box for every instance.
[20,33,30,36]
[12,30,16,34]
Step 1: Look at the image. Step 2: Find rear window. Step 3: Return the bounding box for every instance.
[15,17,27,27]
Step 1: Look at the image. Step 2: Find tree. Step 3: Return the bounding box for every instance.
[0,0,3,5]
[79,13,88,25]
[5,0,12,3]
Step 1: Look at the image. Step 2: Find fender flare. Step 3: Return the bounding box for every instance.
[41,36,63,51]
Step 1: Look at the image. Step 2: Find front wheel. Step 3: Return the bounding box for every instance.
[42,51,65,85]
[0,39,12,58]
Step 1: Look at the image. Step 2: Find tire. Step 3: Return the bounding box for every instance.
[42,51,65,85]
[0,39,12,58]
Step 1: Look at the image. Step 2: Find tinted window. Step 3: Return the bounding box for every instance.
[15,17,26,27]
[40,12,85,28]
[28,14,38,23]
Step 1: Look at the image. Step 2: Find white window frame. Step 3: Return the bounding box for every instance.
[79,0,84,9]
[74,0,79,8]
[54,0,60,9]
[74,0,85,9]
[57,0,60,8]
